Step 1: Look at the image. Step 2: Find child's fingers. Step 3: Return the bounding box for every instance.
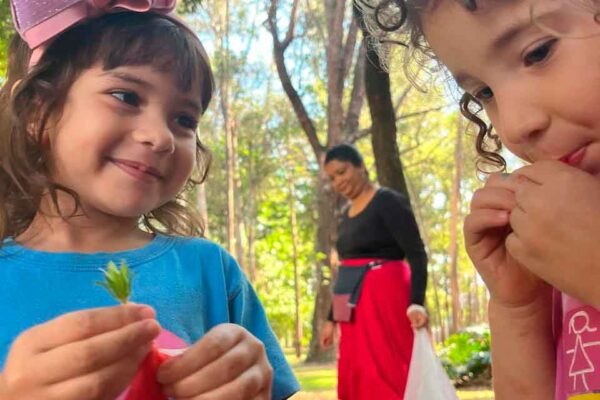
[464,209,510,245]
[175,363,272,400]
[470,186,517,212]
[45,342,152,400]
[161,335,264,397]
[36,319,159,384]
[157,323,245,385]
[512,160,567,185]
[20,305,156,353]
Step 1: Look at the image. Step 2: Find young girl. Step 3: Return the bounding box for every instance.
[0,2,299,399]
[358,0,600,398]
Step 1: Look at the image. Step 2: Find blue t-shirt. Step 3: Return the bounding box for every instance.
[0,235,299,399]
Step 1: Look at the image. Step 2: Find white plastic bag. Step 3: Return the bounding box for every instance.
[404,328,459,400]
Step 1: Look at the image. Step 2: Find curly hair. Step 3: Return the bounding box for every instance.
[0,12,215,243]
[355,0,505,172]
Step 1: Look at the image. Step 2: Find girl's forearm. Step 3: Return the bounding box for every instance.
[488,291,555,399]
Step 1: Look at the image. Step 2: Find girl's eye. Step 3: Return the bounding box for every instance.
[474,87,494,102]
[110,90,140,106]
[523,38,558,67]
[175,115,199,131]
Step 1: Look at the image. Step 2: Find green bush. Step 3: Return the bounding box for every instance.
[438,325,491,386]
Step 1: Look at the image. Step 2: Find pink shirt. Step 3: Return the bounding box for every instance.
[554,290,600,399]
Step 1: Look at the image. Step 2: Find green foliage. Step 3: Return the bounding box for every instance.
[0,0,14,78]
[438,325,491,386]
[96,260,133,304]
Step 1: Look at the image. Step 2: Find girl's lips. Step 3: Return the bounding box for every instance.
[110,159,162,183]
[559,145,587,167]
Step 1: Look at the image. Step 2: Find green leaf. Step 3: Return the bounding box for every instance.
[96,260,132,304]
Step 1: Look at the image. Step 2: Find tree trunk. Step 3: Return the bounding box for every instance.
[305,173,339,362]
[364,45,410,198]
[233,125,247,274]
[286,157,303,358]
[472,269,480,324]
[218,0,236,255]
[448,120,464,334]
[267,0,359,362]
[407,178,445,342]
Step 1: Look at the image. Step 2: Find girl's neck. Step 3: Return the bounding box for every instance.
[17,197,153,253]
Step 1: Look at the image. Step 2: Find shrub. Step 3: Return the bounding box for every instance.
[437,325,491,386]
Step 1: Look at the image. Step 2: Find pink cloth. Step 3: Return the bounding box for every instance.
[10,0,178,65]
[554,290,600,399]
[337,258,414,400]
[11,0,175,49]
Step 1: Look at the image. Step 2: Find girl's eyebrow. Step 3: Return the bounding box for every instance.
[101,71,153,89]
[490,14,539,55]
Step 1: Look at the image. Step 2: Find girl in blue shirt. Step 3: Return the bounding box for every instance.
[0,2,298,399]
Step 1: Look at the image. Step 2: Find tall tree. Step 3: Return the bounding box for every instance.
[448,119,464,333]
[267,0,365,361]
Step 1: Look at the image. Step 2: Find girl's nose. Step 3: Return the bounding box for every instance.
[494,86,551,149]
[132,119,175,153]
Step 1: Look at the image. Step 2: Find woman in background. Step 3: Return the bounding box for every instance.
[320,143,428,400]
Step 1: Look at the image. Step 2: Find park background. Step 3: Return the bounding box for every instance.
[0,0,504,398]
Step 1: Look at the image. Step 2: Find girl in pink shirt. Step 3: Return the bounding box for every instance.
[357,0,600,398]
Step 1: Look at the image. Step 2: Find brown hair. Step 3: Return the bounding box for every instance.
[356,0,505,172]
[0,12,215,242]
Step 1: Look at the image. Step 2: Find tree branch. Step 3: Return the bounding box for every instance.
[394,85,412,115]
[267,0,324,158]
[343,40,366,137]
[396,104,451,121]
[341,14,359,88]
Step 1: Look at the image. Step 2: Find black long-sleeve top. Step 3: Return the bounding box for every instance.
[335,187,428,306]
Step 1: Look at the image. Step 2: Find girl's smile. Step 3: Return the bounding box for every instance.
[108,158,165,183]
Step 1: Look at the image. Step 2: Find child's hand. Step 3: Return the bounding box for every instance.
[464,172,547,308]
[507,160,600,307]
[157,323,273,400]
[0,304,159,400]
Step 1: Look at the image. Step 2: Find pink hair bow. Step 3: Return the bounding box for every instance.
[11,0,176,57]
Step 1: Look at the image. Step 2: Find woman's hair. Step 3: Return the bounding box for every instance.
[356,0,505,172]
[0,12,215,242]
[325,143,365,167]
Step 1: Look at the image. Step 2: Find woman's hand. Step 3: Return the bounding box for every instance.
[319,321,336,350]
[407,309,428,329]
[464,173,547,308]
[157,323,272,400]
[0,305,159,400]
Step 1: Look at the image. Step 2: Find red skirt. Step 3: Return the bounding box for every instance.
[337,258,414,400]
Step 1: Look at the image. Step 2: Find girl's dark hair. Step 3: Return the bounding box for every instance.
[325,143,364,167]
[0,12,215,242]
[356,0,505,172]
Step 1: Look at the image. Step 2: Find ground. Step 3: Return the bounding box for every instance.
[286,350,494,400]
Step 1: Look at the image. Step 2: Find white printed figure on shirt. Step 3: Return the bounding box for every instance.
[568,311,598,392]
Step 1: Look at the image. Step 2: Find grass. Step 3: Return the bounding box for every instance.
[285,349,494,400]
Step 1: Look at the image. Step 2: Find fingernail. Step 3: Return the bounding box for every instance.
[138,306,156,320]
[143,320,160,334]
